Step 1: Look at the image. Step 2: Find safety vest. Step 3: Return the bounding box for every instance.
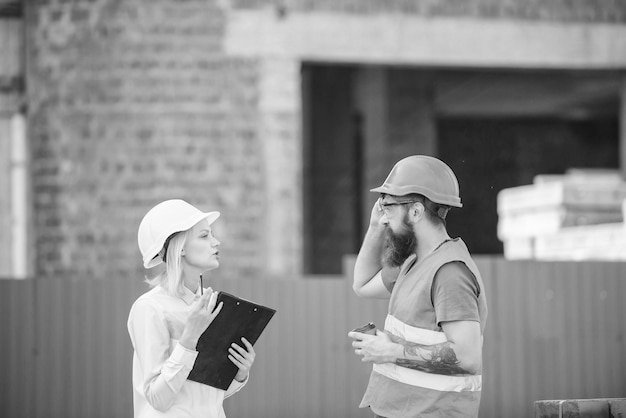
[360,238,487,418]
[373,315,482,391]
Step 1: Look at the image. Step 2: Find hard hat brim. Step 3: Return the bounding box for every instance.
[142,211,220,269]
[370,185,463,207]
[370,184,393,195]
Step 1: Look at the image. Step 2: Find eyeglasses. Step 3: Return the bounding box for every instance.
[378,198,420,215]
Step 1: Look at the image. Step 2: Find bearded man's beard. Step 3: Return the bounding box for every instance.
[382,215,417,267]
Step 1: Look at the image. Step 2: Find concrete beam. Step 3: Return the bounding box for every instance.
[225,10,626,69]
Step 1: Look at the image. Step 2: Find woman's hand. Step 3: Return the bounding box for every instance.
[179,289,223,350]
[229,337,256,382]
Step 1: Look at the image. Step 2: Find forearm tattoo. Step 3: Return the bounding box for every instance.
[387,333,470,375]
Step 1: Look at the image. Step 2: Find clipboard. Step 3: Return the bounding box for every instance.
[187,291,277,390]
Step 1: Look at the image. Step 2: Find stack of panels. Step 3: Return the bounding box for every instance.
[497,170,626,260]
[533,222,626,261]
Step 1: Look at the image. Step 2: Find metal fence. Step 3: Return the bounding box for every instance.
[1,257,625,418]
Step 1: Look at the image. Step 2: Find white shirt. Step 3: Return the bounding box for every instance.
[128,285,247,418]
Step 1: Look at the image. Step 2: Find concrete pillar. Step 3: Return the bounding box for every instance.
[0,112,29,278]
[10,114,29,278]
[0,117,11,277]
[258,57,303,276]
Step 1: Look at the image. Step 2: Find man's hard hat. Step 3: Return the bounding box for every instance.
[137,199,220,268]
[371,155,462,208]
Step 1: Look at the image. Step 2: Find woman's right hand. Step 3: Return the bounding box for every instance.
[179,289,223,351]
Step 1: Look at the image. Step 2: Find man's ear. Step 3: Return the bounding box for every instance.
[410,202,425,221]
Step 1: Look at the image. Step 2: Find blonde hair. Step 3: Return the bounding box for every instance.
[145,229,190,297]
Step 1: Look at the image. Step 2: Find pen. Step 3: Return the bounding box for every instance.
[200,274,203,295]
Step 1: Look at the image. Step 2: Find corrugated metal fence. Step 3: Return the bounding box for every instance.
[1,257,625,418]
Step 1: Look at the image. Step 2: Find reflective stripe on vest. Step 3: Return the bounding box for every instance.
[372,314,482,392]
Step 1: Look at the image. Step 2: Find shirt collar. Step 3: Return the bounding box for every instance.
[181,285,202,305]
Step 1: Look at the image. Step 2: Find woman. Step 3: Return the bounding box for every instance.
[128,199,256,418]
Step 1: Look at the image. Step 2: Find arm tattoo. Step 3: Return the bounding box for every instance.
[387,333,470,375]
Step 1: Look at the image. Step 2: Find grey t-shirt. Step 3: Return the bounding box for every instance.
[382,259,481,328]
[432,261,482,327]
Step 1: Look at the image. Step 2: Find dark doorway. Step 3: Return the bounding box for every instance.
[302,65,363,275]
[303,64,621,273]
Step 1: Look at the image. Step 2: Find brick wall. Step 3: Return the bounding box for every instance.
[26,0,279,280]
[232,0,626,23]
[25,0,626,280]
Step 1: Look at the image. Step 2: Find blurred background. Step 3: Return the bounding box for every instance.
[0,0,625,417]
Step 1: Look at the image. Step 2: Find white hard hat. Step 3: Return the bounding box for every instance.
[138,199,220,268]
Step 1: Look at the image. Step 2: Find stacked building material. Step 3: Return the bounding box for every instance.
[497,169,626,260]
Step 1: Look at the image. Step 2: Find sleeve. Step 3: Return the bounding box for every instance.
[128,299,198,412]
[224,374,248,399]
[431,261,481,327]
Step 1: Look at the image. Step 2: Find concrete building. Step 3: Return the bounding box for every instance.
[1,0,625,280]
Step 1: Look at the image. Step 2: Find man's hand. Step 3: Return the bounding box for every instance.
[348,330,402,364]
[352,199,394,299]
[369,198,386,228]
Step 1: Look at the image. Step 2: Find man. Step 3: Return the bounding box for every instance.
[348,155,488,418]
